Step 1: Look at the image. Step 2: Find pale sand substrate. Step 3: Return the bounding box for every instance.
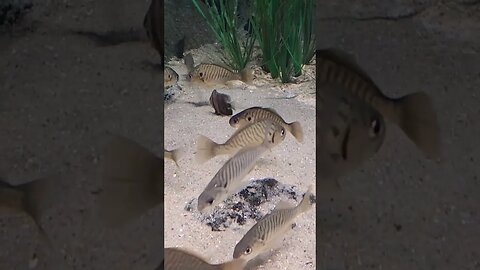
[164,44,316,269]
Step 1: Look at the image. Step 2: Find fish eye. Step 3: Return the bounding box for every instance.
[199,72,204,78]
[233,118,238,124]
[244,247,252,254]
[281,129,285,136]
[207,198,214,205]
[247,116,252,121]
[369,118,381,138]
[168,74,172,79]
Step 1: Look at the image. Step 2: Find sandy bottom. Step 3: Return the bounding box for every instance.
[164,44,316,269]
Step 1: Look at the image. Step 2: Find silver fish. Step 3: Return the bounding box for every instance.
[197,122,286,212]
[233,185,315,262]
[163,247,245,270]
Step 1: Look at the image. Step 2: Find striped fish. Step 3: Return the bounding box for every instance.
[163,247,245,270]
[229,107,304,143]
[233,185,315,261]
[164,66,179,89]
[187,62,253,86]
[196,119,286,164]
[317,49,441,159]
[197,122,286,212]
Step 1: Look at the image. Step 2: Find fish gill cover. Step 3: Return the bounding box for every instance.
[185,178,315,231]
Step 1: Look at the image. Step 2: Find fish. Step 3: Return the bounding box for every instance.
[209,90,234,116]
[196,119,286,164]
[164,66,179,89]
[197,122,286,212]
[316,49,441,160]
[316,81,386,191]
[184,54,253,85]
[233,185,315,261]
[95,135,163,227]
[143,0,164,60]
[229,107,304,143]
[164,147,184,166]
[163,247,245,270]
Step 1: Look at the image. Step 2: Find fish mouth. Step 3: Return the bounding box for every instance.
[341,126,350,160]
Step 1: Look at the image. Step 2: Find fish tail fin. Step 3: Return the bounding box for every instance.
[167,147,185,167]
[196,135,218,163]
[220,258,246,270]
[395,91,442,159]
[240,68,254,84]
[288,121,304,143]
[1,177,57,247]
[96,135,163,227]
[297,185,315,213]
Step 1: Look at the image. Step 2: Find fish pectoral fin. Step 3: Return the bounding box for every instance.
[273,200,292,211]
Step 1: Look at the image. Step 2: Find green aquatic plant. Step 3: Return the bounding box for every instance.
[191,0,255,71]
[251,0,315,83]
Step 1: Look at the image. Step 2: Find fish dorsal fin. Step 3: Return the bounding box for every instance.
[316,49,375,84]
[263,107,279,115]
[184,53,194,72]
[273,200,292,211]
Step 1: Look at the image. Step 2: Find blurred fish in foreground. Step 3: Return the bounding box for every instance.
[316,49,441,196]
[163,247,245,270]
[317,49,441,159]
[95,135,163,227]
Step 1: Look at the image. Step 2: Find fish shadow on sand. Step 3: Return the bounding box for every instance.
[185,101,210,107]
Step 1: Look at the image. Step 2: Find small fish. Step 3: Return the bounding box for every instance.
[163,247,245,270]
[316,82,386,190]
[143,0,164,59]
[316,49,441,159]
[184,54,253,85]
[96,135,163,227]
[229,107,304,143]
[197,122,286,212]
[164,66,179,89]
[233,185,315,261]
[209,90,234,116]
[196,119,286,164]
[164,147,184,166]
